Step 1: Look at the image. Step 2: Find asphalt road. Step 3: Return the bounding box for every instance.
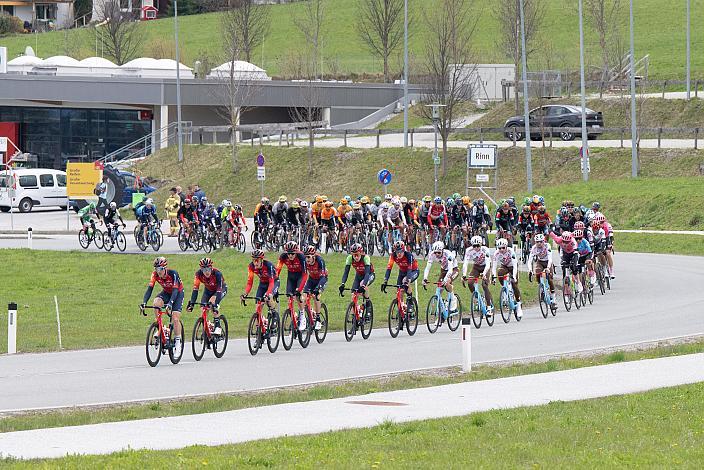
[1,251,703,413]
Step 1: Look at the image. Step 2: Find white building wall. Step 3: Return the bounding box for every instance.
[14,6,33,24]
[56,3,74,29]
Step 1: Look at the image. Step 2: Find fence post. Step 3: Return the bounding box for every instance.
[479,128,483,144]
[259,129,263,147]
[657,128,662,148]
[662,80,667,98]
[198,127,203,145]
[278,130,283,146]
[695,128,699,150]
[549,129,553,148]
[696,80,700,98]
[410,129,414,147]
[376,130,380,148]
[344,130,348,147]
[620,128,624,148]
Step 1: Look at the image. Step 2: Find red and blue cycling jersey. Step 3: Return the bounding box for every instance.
[306,255,328,280]
[143,269,183,305]
[385,251,418,274]
[245,260,277,295]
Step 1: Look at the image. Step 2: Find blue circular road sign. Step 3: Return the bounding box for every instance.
[377,168,392,185]
[256,152,265,167]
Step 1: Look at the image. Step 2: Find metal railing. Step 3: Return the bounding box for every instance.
[97,122,192,165]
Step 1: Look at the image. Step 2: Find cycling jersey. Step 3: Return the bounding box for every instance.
[528,242,553,265]
[337,204,352,220]
[178,206,199,225]
[271,202,288,224]
[103,207,123,225]
[462,246,491,277]
[226,210,246,227]
[386,251,419,275]
[533,212,551,228]
[495,209,515,230]
[403,205,417,225]
[286,207,305,226]
[137,205,158,224]
[418,203,431,223]
[471,205,492,227]
[276,252,307,275]
[427,204,448,225]
[306,255,328,280]
[319,207,337,221]
[576,239,592,257]
[253,203,272,225]
[341,254,374,286]
[189,268,227,305]
[549,231,578,254]
[386,206,406,225]
[346,210,364,225]
[143,269,184,308]
[244,260,277,296]
[423,249,457,280]
[492,247,518,280]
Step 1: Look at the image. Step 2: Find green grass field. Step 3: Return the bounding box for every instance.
[0,249,537,353]
[5,380,703,468]
[132,144,704,230]
[1,339,702,434]
[0,0,702,79]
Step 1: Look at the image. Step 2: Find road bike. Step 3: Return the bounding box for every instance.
[78,224,103,249]
[340,287,374,342]
[136,221,163,252]
[190,302,228,361]
[140,304,184,367]
[465,275,494,328]
[281,292,311,349]
[519,228,534,265]
[178,222,201,252]
[303,290,329,344]
[497,274,521,323]
[579,266,594,306]
[242,295,280,356]
[201,223,221,253]
[595,251,610,294]
[530,269,558,318]
[561,262,581,312]
[102,223,127,252]
[424,281,462,333]
[381,282,419,338]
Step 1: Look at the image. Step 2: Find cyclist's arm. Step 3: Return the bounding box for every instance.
[189,276,202,306]
[265,264,277,295]
[384,256,395,283]
[143,274,157,304]
[361,256,372,285]
[462,252,470,277]
[340,258,352,285]
[511,251,518,280]
[423,256,434,281]
[244,267,255,296]
[275,257,285,278]
[297,255,308,291]
[491,253,498,279]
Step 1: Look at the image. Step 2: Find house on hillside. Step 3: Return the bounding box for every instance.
[1,0,75,31]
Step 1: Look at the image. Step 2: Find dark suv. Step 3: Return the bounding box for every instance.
[504,104,604,141]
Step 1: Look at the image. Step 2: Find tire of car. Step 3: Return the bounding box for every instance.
[505,125,524,141]
[18,197,33,213]
[559,123,575,141]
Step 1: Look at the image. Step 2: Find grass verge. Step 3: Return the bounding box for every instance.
[1,338,702,435]
[615,232,704,256]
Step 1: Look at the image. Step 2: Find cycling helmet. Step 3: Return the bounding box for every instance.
[574,221,585,230]
[400,196,408,204]
[300,201,309,208]
[352,202,361,209]
[470,236,483,246]
[501,202,509,209]
[462,196,471,205]
[361,196,370,204]
[109,201,117,209]
[433,196,442,204]
[538,205,546,213]
[573,229,584,239]
[522,204,530,212]
[532,195,540,204]
[144,198,154,206]
[385,193,393,201]
[452,192,461,200]
[561,231,573,243]
[595,213,606,224]
[201,197,208,203]
[592,202,601,210]
[534,234,545,243]
[432,241,444,252]
[234,204,242,211]
[322,195,329,202]
[191,196,199,204]
[524,197,531,205]
[560,206,568,216]
[374,196,382,204]
[447,198,455,206]
[324,201,333,207]
[408,199,416,205]
[340,198,348,205]
[199,257,213,268]
[496,238,509,249]
[251,249,265,260]
[304,246,317,256]
[261,197,269,204]
[344,195,352,202]
[393,199,401,207]
[350,243,364,254]
[477,199,484,206]
[224,200,232,207]
[422,195,432,203]
[184,198,192,205]
[284,241,298,253]
[315,195,324,203]
[292,201,300,209]
[393,240,405,253]
[153,256,168,268]
[539,196,545,203]
[279,195,287,203]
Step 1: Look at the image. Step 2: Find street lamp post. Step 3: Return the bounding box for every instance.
[426,103,445,196]
[519,0,533,192]
[686,0,691,100]
[174,0,184,163]
[578,0,589,181]
[629,0,638,177]
[403,0,409,147]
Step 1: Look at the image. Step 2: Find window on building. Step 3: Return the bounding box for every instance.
[1,6,15,15]
[40,174,55,187]
[19,175,37,188]
[35,4,57,21]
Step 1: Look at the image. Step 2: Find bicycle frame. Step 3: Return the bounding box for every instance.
[537,271,554,305]
[433,284,449,318]
[498,275,517,311]
[141,305,170,345]
[242,296,269,335]
[471,279,488,316]
[194,302,215,342]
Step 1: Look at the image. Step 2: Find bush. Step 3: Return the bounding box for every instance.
[0,13,23,36]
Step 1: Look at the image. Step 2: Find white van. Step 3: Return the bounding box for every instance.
[0,168,68,213]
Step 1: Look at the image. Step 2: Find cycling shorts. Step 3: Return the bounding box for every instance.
[157,290,184,312]
[255,280,279,300]
[202,286,228,305]
[352,272,375,291]
[396,269,419,286]
[429,218,445,227]
[303,277,327,295]
[286,272,304,295]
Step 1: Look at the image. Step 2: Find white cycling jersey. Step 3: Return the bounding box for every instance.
[424,249,457,280]
[462,246,492,276]
[492,247,518,280]
[527,242,553,268]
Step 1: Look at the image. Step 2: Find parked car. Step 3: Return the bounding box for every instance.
[0,168,68,213]
[503,104,604,141]
[69,166,156,212]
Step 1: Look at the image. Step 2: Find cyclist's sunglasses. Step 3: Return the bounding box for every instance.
[155,266,166,272]
[498,246,507,250]
[471,244,480,248]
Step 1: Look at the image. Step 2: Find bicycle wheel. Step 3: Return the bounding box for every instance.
[178,232,189,252]
[78,229,90,249]
[563,278,573,312]
[267,310,280,353]
[116,232,127,252]
[387,299,401,338]
[405,296,418,336]
[281,309,294,351]
[499,288,511,324]
[213,315,229,358]
[360,299,374,339]
[151,231,162,252]
[93,229,104,249]
[470,291,483,329]
[236,233,246,253]
[102,232,113,251]
[486,304,495,326]
[597,267,606,295]
[314,303,328,344]
[191,317,207,361]
[447,294,462,331]
[145,322,162,367]
[539,286,549,318]
[587,280,594,305]
[202,235,212,253]
[189,231,200,251]
[574,283,582,310]
[344,302,356,342]
[297,312,311,348]
[168,320,184,364]
[426,295,440,333]
[605,267,611,290]
[136,231,148,251]
[247,313,261,356]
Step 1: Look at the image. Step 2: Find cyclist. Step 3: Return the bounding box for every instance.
[494,201,515,244]
[187,257,227,334]
[383,241,419,302]
[418,196,432,231]
[585,201,601,225]
[549,229,583,294]
[177,198,199,238]
[529,195,544,215]
[470,199,492,235]
[272,195,289,230]
[462,235,494,316]
[427,196,448,242]
[337,198,352,226]
[253,197,272,232]
[339,243,375,302]
[423,241,460,315]
[276,241,309,331]
[136,198,160,242]
[517,204,535,246]
[597,213,615,279]
[573,229,596,287]
[492,238,523,319]
[302,245,328,331]
[103,201,126,241]
[385,198,407,242]
[368,196,382,220]
[555,206,573,234]
[201,203,220,235]
[78,201,98,237]
[527,233,557,306]
[316,200,337,235]
[533,205,552,236]
[287,201,306,230]
[240,249,279,325]
[142,257,185,351]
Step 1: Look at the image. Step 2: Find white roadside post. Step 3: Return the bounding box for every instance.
[8,302,17,354]
[27,227,33,249]
[461,317,471,372]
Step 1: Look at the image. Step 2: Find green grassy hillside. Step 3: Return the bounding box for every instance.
[0,0,702,79]
[132,145,704,230]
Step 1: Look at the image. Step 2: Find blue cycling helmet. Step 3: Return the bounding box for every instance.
[433,196,442,204]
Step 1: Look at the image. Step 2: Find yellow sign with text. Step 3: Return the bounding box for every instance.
[66,162,102,198]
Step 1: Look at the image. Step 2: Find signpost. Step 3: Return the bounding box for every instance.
[377,168,392,195]
[466,144,498,206]
[66,162,102,230]
[579,146,591,173]
[256,152,265,197]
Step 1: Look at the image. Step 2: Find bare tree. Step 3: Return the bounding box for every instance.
[293,0,326,79]
[494,0,545,113]
[419,0,479,177]
[289,77,323,176]
[583,0,622,83]
[218,0,271,63]
[355,0,407,82]
[91,0,144,65]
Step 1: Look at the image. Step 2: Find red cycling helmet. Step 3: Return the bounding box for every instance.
[251,249,265,260]
[199,257,213,269]
[304,246,317,256]
[153,256,168,268]
[284,241,298,254]
[573,221,585,230]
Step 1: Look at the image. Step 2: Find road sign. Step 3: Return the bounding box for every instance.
[467,144,497,168]
[580,146,591,173]
[66,162,101,198]
[0,137,7,152]
[377,168,392,185]
[475,173,490,183]
[256,152,265,167]
[432,149,440,165]
[257,166,266,181]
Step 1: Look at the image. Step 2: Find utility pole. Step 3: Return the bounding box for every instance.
[174,0,184,163]
[686,0,691,100]
[578,0,589,181]
[629,0,638,177]
[403,0,409,147]
[519,0,533,192]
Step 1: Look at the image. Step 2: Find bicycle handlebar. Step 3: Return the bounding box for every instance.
[139,304,171,316]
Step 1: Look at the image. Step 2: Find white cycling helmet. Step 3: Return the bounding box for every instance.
[144,198,153,205]
[384,193,392,201]
[534,233,545,243]
[300,200,309,208]
[470,235,483,246]
[496,238,509,249]
[223,200,232,207]
[109,201,117,209]
[432,241,444,252]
